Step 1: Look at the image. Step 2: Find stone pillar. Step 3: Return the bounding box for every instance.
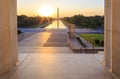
[104,0,112,70]
[10,0,18,70]
[0,0,18,76]
[112,0,120,78]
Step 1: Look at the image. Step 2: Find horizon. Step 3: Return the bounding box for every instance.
[17,0,104,18]
[17,14,104,18]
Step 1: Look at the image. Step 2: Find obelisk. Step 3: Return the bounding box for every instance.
[57,8,59,29]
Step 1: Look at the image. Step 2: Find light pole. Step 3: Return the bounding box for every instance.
[92,37,95,53]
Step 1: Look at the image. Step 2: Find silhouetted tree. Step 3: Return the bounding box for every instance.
[17,15,53,28]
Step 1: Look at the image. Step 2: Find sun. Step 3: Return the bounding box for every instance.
[39,5,54,16]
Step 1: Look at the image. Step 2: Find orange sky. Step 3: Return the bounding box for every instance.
[17,0,104,17]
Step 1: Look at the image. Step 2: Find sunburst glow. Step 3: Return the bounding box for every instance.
[39,6,54,16]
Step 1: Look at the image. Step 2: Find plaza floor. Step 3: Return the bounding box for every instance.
[7,29,116,79]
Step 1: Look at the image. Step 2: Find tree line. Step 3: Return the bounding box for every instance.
[62,14,104,29]
[18,15,53,28]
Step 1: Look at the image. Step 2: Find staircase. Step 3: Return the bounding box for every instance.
[43,29,68,47]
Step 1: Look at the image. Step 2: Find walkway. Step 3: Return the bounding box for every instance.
[43,29,68,47]
[5,28,116,79]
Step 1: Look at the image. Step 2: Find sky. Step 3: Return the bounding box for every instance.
[17,0,104,17]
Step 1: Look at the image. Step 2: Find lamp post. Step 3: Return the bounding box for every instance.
[92,37,95,53]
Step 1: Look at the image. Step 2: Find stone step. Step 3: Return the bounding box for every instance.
[50,34,68,37]
[43,42,68,47]
[47,37,67,42]
[18,47,73,53]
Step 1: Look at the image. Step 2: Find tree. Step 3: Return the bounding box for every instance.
[17,15,53,28]
[62,14,104,29]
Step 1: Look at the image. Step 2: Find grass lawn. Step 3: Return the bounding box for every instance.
[79,34,104,47]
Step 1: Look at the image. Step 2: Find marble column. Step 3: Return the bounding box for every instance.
[112,0,120,78]
[0,0,18,76]
[104,0,112,70]
[10,0,18,70]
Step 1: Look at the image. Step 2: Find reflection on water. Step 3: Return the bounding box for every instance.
[46,20,67,29]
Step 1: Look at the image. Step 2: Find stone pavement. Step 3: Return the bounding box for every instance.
[18,32,37,42]
[43,32,68,47]
[6,29,116,79]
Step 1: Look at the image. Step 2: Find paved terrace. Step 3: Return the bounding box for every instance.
[5,29,116,79]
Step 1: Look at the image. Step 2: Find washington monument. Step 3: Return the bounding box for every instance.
[57,8,59,29]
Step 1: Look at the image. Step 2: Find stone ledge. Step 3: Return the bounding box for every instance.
[67,38,81,52]
[67,37,104,53]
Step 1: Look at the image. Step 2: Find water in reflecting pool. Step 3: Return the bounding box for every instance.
[46,20,67,29]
